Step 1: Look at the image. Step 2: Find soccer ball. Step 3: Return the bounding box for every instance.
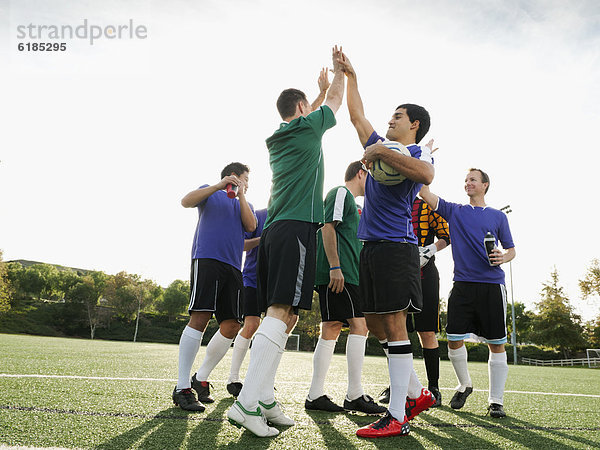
[369,140,411,185]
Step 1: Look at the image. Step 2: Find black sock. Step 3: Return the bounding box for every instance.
[423,347,440,389]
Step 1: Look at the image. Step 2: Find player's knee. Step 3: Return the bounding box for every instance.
[219,320,241,339]
[321,321,343,339]
[418,331,438,348]
[348,319,368,336]
[188,311,211,332]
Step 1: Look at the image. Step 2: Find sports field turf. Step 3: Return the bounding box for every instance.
[1,334,599,449]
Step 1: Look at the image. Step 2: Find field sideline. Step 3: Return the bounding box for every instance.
[1,334,599,449]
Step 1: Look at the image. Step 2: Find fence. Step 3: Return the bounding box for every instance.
[521,357,600,368]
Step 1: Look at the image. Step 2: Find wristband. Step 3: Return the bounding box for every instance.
[426,243,437,255]
[329,266,341,271]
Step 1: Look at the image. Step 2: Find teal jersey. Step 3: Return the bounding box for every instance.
[264,105,336,229]
[315,186,362,286]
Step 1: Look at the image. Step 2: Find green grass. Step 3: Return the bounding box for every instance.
[1,333,599,449]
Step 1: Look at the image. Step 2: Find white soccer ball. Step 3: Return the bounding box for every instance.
[369,140,411,185]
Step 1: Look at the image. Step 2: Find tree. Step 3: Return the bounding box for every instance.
[580,259,600,300]
[529,269,587,358]
[0,250,11,314]
[65,271,108,339]
[104,272,161,342]
[506,301,534,344]
[158,279,190,320]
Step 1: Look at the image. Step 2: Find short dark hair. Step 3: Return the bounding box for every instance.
[344,161,365,182]
[468,167,490,193]
[397,104,430,144]
[221,162,249,179]
[277,88,308,119]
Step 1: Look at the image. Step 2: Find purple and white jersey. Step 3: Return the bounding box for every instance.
[357,131,433,243]
[436,198,514,284]
[191,184,255,271]
[243,208,268,288]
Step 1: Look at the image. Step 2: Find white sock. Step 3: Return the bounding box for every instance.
[308,338,336,400]
[176,326,203,390]
[228,333,251,383]
[237,316,287,411]
[488,351,508,405]
[260,333,289,405]
[448,345,472,391]
[346,334,366,400]
[407,368,424,398]
[387,340,413,421]
[195,330,233,381]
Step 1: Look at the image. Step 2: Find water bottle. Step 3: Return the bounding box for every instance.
[484,232,496,266]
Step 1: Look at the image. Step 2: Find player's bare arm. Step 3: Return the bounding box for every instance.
[311,68,330,111]
[419,184,440,210]
[321,221,344,293]
[490,247,516,265]
[236,181,257,233]
[363,143,434,184]
[244,237,260,252]
[339,52,374,146]
[323,45,345,114]
[181,175,241,208]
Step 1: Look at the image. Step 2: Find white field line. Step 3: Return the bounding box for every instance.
[1,373,599,398]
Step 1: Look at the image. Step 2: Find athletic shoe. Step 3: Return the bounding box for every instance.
[344,394,387,415]
[227,382,243,397]
[191,374,214,403]
[405,388,436,421]
[450,387,473,409]
[378,386,390,404]
[227,401,279,437]
[305,395,344,412]
[172,387,205,412]
[259,400,295,426]
[450,386,473,410]
[356,412,410,438]
[429,387,442,407]
[488,403,506,418]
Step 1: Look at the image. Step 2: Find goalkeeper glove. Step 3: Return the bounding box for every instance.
[418,243,437,268]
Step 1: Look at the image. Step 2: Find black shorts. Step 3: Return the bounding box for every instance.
[407,263,440,333]
[446,281,507,343]
[316,283,364,325]
[189,258,242,323]
[242,286,263,318]
[257,220,319,312]
[359,241,422,314]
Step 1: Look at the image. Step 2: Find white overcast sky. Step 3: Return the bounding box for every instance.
[1,0,599,321]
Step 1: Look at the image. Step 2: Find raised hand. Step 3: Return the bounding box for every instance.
[318,67,330,93]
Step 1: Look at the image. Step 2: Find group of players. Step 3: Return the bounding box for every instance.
[171,46,516,439]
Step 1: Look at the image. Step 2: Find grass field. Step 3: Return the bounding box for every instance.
[1,334,599,449]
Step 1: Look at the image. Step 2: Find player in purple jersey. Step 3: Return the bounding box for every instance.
[420,168,516,418]
[172,162,257,412]
[337,51,436,438]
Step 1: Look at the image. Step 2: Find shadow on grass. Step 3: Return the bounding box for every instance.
[434,408,600,449]
[96,406,190,450]
[305,409,356,449]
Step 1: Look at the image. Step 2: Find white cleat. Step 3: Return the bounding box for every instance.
[260,400,295,426]
[227,401,279,437]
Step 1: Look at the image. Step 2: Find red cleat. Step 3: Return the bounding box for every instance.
[356,412,410,438]
[405,388,436,421]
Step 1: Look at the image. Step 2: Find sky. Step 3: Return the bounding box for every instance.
[1,0,599,321]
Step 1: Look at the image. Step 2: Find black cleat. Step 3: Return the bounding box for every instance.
[344,394,387,415]
[429,387,442,407]
[488,403,506,418]
[227,381,243,397]
[378,386,390,404]
[450,386,473,410]
[172,387,205,412]
[191,373,214,403]
[305,395,344,412]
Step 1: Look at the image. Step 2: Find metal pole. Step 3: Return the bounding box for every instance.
[501,205,517,365]
[509,261,517,365]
